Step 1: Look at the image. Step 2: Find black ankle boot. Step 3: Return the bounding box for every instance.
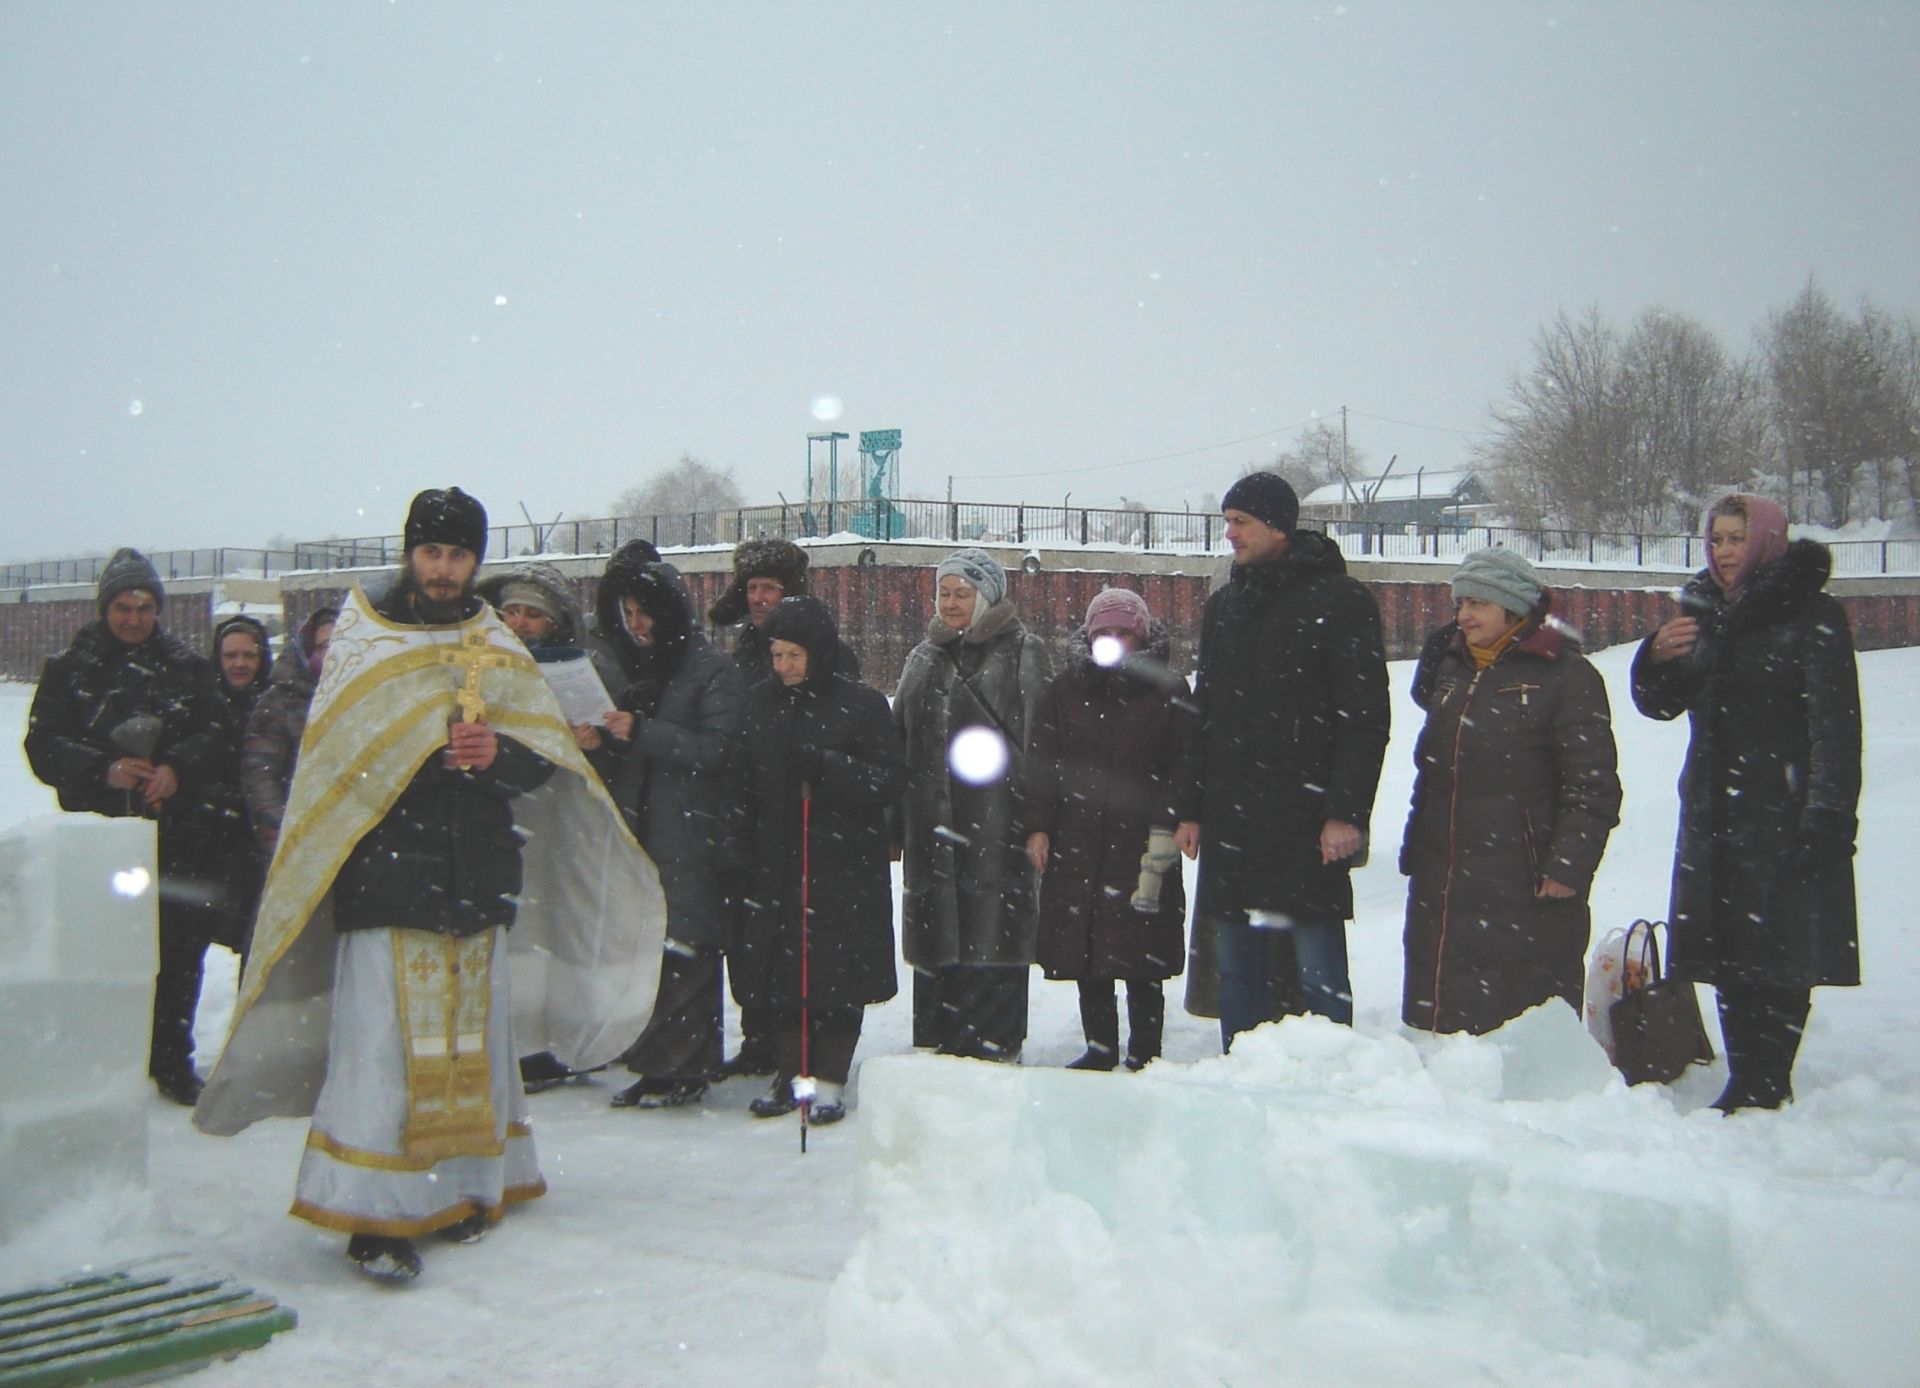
[1065,1046,1117,1072]
[348,1234,422,1282]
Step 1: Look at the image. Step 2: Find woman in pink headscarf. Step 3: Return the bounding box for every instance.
[1632,493,1862,1113]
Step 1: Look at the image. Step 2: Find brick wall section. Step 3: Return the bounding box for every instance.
[0,592,221,682]
[9,566,1919,690]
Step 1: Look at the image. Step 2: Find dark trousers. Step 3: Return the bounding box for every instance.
[624,944,725,1080]
[912,963,1028,1060]
[736,1002,775,1064]
[1715,982,1812,1110]
[150,909,210,1080]
[1215,914,1350,1051]
[772,1004,865,1086]
[1076,978,1165,1062]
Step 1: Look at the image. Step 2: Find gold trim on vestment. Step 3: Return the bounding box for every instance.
[230,586,642,1023]
[395,930,499,1162]
[290,1179,547,1238]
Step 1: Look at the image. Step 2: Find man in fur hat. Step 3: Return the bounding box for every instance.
[196,488,667,1284]
[26,548,227,1105]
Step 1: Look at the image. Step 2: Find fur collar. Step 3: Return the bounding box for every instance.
[926,596,1021,647]
[1681,538,1832,631]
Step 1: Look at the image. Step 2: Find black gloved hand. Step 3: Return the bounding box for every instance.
[791,742,826,782]
[619,677,663,718]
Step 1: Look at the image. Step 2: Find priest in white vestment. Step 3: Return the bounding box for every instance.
[197,488,666,1281]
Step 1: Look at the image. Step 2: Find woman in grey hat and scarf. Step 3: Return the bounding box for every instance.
[894,547,1056,1060]
[1399,548,1621,1036]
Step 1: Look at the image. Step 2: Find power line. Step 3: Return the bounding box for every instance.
[1346,408,1485,437]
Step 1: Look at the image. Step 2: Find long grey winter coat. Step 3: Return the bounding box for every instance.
[1630,540,1861,989]
[1400,606,1621,1035]
[894,599,1056,968]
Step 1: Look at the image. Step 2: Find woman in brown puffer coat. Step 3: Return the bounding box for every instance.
[1400,549,1621,1036]
[1024,588,1189,1070]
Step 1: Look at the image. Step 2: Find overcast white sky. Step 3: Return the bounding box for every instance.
[4,2,1918,562]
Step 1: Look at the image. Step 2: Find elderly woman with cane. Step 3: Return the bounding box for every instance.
[1399,548,1621,1036]
[1633,493,1862,1112]
[725,597,903,1125]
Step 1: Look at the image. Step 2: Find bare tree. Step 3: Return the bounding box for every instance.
[1479,307,1626,530]
[609,454,745,546]
[1480,306,1765,533]
[1253,419,1367,495]
[1851,304,1920,529]
[1617,309,1766,530]
[1762,281,1910,526]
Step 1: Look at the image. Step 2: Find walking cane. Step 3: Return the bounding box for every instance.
[798,778,813,1155]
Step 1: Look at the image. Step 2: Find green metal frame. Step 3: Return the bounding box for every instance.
[0,1257,296,1387]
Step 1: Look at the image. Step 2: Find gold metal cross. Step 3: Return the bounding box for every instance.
[439,628,517,767]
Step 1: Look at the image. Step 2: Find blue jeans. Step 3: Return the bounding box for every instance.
[1291,918,1354,1028]
[1215,915,1353,1051]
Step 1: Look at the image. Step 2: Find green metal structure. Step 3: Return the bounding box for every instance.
[0,1257,295,1386]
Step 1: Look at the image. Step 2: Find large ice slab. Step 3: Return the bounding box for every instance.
[821,1008,1920,1388]
[0,813,157,982]
[0,813,156,1245]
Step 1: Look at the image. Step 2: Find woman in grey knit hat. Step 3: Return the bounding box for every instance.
[1398,549,1622,1035]
[893,547,1055,1060]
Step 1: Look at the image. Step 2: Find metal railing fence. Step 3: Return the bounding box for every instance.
[5,501,1916,586]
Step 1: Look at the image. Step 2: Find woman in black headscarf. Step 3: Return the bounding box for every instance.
[593,552,746,1109]
[725,596,902,1124]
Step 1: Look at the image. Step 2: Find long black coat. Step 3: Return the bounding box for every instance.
[330,586,556,938]
[1172,533,1390,1017]
[1400,610,1621,1034]
[1631,540,1861,989]
[241,637,321,841]
[1024,625,1189,982]
[594,563,747,949]
[1174,531,1389,917]
[173,666,272,951]
[25,622,230,937]
[894,600,1056,968]
[726,645,903,1013]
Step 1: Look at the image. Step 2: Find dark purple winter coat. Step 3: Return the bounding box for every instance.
[1024,624,1189,982]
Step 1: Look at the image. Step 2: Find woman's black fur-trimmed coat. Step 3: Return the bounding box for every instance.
[1631,539,1861,989]
[724,598,903,1013]
[1024,623,1189,982]
[1399,605,1621,1035]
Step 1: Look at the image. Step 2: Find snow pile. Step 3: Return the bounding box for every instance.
[822,1006,1920,1388]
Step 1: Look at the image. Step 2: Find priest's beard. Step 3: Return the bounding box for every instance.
[395,563,476,624]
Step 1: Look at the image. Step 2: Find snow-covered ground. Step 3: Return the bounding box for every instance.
[2,644,1917,1386]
